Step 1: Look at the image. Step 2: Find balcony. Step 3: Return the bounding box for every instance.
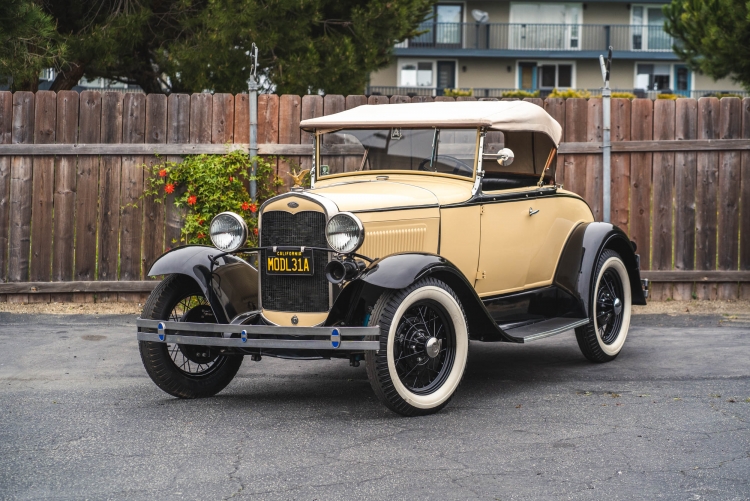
[396,22,675,53]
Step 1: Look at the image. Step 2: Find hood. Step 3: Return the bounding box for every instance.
[308,175,474,212]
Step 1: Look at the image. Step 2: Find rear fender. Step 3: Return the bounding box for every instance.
[554,222,647,318]
[148,246,259,324]
[326,253,515,342]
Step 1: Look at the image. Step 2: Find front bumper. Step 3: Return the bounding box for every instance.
[136,318,380,351]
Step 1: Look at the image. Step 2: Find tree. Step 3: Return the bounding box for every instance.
[39,0,433,95]
[663,0,750,90]
[0,0,66,91]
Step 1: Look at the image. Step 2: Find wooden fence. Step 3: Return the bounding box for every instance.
[0,91,749,303]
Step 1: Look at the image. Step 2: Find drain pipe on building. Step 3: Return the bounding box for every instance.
[599,46,613,223]
[248,43,259,202]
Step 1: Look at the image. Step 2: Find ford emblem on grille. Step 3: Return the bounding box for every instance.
[287,201,299,208]
[331,328,341,349]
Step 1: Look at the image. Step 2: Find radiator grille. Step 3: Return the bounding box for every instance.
[260,210,329,312]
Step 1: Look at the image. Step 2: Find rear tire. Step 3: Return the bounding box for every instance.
[138,274,243,398]
[365,278,469,416]
[575,249,632,363]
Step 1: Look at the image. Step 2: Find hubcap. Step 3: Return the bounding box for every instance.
[392,300,456,395]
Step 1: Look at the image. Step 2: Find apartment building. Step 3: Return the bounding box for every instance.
[369,0,745,98]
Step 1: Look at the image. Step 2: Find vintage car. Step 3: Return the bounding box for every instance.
[136,100,648,416]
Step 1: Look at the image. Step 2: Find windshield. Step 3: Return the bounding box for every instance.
[317,128,477,179]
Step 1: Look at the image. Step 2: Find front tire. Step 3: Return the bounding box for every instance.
[138,274,243,398]
[575,249,632,363]
[365,278,469,416]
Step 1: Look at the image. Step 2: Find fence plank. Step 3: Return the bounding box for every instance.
[630,99,653,270]
[95,92,123,302]
[51,91,78,299]
[368,95,390,105]
[584,98,602,220]
[74,91,101,299]
[563,99,587,197]
[322,95,345,174]
[299,95,323,176]
[717,98,742,299]
[165,94,190,249]
[211,93,234,145]
[142,94,167,278]
[234,94,249,144]
[673,98,698,300]
[278,95,301,190]
[390,95,411,104]
[650,99,676,300]
[0,92,11,300]
[544,98,566,186]
[8,92,35,301]
[119,93,146,288]
[29,91,56,304]
[344,95,367,173]
[610,98,632,236]
[695,97,720,299]
[258,94,279,190]
[742,98,750,299]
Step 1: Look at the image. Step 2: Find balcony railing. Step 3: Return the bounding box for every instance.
[396,22,675,52]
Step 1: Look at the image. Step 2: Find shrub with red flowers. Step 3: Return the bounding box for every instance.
[142,150,282,246]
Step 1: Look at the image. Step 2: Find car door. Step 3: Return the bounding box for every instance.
[475,190,592,296]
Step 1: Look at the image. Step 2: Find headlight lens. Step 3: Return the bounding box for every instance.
[210,212,248,252]
[325,212,364,254]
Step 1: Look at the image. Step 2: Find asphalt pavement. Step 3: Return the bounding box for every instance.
[0,311,748,501]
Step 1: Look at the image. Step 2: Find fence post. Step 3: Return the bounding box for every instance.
[248,43,259,201]
[599,47,613,223]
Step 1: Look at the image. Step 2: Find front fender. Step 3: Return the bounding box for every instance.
[326,253,516,342]
[148,246,259,324]
[554,222,647,318]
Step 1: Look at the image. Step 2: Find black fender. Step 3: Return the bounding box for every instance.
[148,245,259,324]
[554,222,647,319]
[326,253,516,342]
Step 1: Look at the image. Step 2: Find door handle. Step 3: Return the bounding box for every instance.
[529,207,540,216]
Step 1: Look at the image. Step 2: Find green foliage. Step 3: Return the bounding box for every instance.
[611,91,636,99]
[663,0,750,90]
[657,93,679,100]
[500,90,540,98]
[442,88,473,97]
[35,0,434,95]
[141,150,283,247]
[548,88,591,99]
[0,0,66,91]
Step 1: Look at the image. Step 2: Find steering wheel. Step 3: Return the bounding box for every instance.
[418,155,473,176]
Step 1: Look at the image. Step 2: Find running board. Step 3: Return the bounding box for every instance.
[502,317,589,343]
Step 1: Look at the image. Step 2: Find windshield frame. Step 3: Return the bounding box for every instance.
[313,127,481,184]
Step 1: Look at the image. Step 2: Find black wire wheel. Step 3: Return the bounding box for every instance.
[138,274,243,398]
[575,249,632,363]
[365,278,469,416]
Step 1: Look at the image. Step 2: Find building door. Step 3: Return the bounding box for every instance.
[674,65,690,96]
[519,62,537,90]
[437,61,456,92]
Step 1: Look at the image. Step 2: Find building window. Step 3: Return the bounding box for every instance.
[400,62,434,87]
[631,5,670,51]
[635,64,670,91]
[519,62,574,90]
[509,3,582,50]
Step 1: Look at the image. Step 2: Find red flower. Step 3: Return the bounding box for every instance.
[164,183,175,194]
[187,195,197,205]
[241,201,250,211]
[229,176,234,182]
[249,203,257,213]
[253,228,259,236]
[158,169,167,178]
[196,232,205,239]
[198,219,204,226]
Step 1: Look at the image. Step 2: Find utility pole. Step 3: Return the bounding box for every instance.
[599,46,613,223]
[248,43,259,202]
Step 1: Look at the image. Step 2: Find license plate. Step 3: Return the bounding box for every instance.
[266,248,314,276]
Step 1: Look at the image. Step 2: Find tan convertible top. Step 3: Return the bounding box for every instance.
[300,100,562,146]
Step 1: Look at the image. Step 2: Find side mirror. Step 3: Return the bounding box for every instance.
[497,148,514,167]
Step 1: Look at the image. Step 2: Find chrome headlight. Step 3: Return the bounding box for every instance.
[325,212,364,254]
[209,212,248,252]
